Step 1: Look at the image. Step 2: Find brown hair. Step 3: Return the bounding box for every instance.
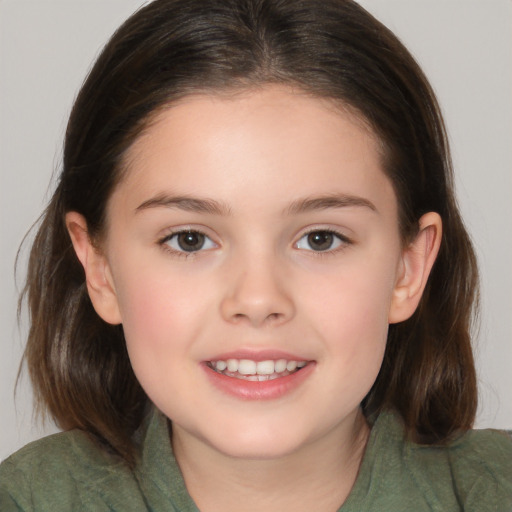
[21,0,478,463]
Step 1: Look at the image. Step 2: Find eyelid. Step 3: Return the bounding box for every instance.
[158,225,219,256]
[294,227,353,253]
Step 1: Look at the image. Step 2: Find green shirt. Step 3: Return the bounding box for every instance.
[1,408,511,511]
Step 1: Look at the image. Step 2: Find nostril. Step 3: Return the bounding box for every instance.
[228,310,285,326]
[219,283,295,327]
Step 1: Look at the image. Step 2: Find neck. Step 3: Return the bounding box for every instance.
[171,410,370,512]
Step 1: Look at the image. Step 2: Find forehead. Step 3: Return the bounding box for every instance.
[111,85,395,217]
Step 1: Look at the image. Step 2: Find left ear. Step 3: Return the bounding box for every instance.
[388,212,442,324]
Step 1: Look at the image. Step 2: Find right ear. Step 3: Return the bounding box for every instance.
[65,212,122,325]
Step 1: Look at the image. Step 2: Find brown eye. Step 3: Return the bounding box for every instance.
[296,230,347,252]
[307,231,334,251]
[177,231,205,251]
[163,230,216,253]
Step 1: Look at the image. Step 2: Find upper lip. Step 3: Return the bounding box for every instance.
[204,349,311,362]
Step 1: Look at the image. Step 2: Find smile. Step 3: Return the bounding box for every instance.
[207,358,308,381]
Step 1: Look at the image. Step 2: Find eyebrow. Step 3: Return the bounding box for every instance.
[135,192,377,216]
[285,194,377,215]
[135,194,232,215]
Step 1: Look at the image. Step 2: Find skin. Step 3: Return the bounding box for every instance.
[67,86,441,511]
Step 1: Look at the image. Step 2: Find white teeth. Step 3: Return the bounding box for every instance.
[227,359,238,372]
[238,359,257,375]
[256,360,275,375]
[274,359,287,373]
[286,360,297,371]
[210,358,308,377]
[215,360,227,371]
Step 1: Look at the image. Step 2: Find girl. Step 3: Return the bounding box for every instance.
[1,0,511,510]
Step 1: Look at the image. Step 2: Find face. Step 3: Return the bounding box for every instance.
[92,87,410,460]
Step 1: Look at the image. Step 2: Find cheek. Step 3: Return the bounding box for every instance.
[111,263,208,370]
[299,253,398,385]
[312,281,390,407]
[304,257,397,338]
[115,271,214,414]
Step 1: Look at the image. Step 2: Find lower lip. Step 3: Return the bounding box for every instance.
[202,362,316,400]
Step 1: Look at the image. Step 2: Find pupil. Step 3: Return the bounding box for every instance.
[178,232,204,252]
[308,231,333,251]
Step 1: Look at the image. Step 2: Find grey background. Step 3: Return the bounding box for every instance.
[1,0,511,461]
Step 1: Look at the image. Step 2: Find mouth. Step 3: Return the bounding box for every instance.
[206,358,309,381]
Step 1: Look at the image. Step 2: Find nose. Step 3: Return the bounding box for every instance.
[220,255,295,327]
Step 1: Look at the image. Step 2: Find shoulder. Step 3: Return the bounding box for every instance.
[451,426,512,469]
[407,425,512,511]
[0,430,145,512]
[445,428,512,506]
[358,412,512,512]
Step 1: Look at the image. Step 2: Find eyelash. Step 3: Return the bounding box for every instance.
[158,229,217,258]
[157,227,352,258]
[295,228,352,255]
